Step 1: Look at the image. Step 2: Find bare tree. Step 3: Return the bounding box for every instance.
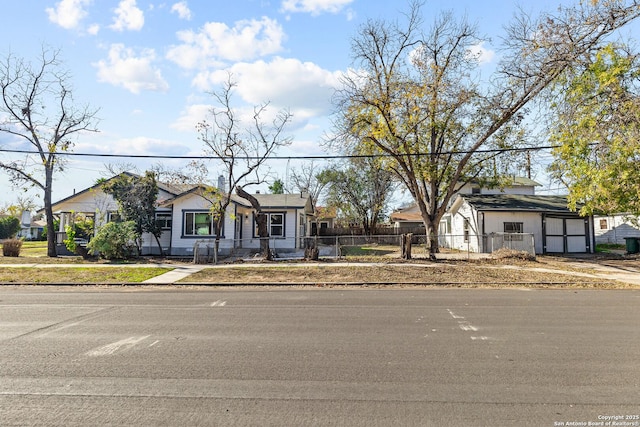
[0,47,99,256]
[287,160,331,206]
[332,0,640,259]
[196,75,293,262]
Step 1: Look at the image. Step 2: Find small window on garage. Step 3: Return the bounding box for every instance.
[504,222,524,241]
[599,219,608,230]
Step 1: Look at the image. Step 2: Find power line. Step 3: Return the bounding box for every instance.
[0,144,560,160]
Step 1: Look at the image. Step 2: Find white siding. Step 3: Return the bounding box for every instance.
[594,215,640,244]
[168,193,236,255]
[481,211,543,254]
[447,201,480,252]
[457,184,536,195]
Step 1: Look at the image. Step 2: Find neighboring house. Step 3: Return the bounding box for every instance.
[312,206,337,235]
[45,173,316,257]
[455,176,540,196]
[17,211,45,240]
[594,214,640,245]
[45,173,180,254]
[389,204,424,231]
[389,177,595,255]
[159,187,315,256]
[444,194,594,254]
[390,177,541,230]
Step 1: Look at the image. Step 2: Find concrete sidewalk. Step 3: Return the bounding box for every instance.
[142,265,205,284]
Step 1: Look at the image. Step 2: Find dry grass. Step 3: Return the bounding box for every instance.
[182,263,629,288]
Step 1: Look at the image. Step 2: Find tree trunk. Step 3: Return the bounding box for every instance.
[304,237,319,261]
[401,233,412,260]
[153,234,164,257]
[44,168,57,257]
[426,222,438,261]
[236,186,272,260]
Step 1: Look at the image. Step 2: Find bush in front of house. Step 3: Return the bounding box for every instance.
[2,238,23,257]
[0,216,21,239]
[87,221,139,260]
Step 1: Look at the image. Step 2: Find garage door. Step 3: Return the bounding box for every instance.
[544,217,589,253]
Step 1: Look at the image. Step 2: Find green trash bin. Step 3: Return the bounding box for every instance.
[624,237,640,254]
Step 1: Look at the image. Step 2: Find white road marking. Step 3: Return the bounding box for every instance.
[447,309,465,319]
[447,309,487,339]
[85,335,150,357]
[149,340,160,347]
[211,300,227,307]
[458,322,479,332]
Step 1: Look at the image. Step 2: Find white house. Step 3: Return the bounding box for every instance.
[444,194,595,255]
[159,186,315,256]
[46,173,316,257]
[390,177,541,231]
[594,214,640,245]
[389,177,594,255]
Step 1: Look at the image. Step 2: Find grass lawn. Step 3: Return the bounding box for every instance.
[17,241,49,257]
[0,267,173,284]
[340,244,400,257]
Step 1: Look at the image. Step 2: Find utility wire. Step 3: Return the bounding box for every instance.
[0,144,559,160]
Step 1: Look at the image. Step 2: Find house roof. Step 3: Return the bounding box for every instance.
[252,192,312,209]
[390,204,423,222]
[457,194,578,213]
[160,186,314,211]
[503,177,541,187]
[44,172,185,213]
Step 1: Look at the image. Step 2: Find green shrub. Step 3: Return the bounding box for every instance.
[87,221,139,260]
[63,224,77,253]
[0,216,21,239]
[2,238,23,257]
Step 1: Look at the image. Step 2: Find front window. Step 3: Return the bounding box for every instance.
[599,219,608,230]
[256,213,285,238]
[155,212,172,230]
[184,211,219,237]
[108,212,122,222]
[269,213,284,237]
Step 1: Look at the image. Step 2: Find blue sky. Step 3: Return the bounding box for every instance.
[0,0,606,206]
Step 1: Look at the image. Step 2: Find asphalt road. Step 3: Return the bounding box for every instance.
[0,286,639,426]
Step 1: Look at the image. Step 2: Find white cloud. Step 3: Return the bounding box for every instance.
[468,42,495,65]
[87,23,100,35]
[46,0,91,30]
[94,44,169,94]
[171,1,192,20]
[170,104,211,132]
[78,136,194,157]
[199,57,341,111]
[280,0,354,15]
[175,58,343,133]
[166,17,285,69]
[110,0,144,32]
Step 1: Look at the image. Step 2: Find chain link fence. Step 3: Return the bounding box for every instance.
[193,233,535,262]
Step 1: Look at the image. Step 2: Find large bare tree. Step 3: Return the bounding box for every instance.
[333,0,640,258]
[0,47,99,257]
[286,161,331,206]
[196,75,293,262]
